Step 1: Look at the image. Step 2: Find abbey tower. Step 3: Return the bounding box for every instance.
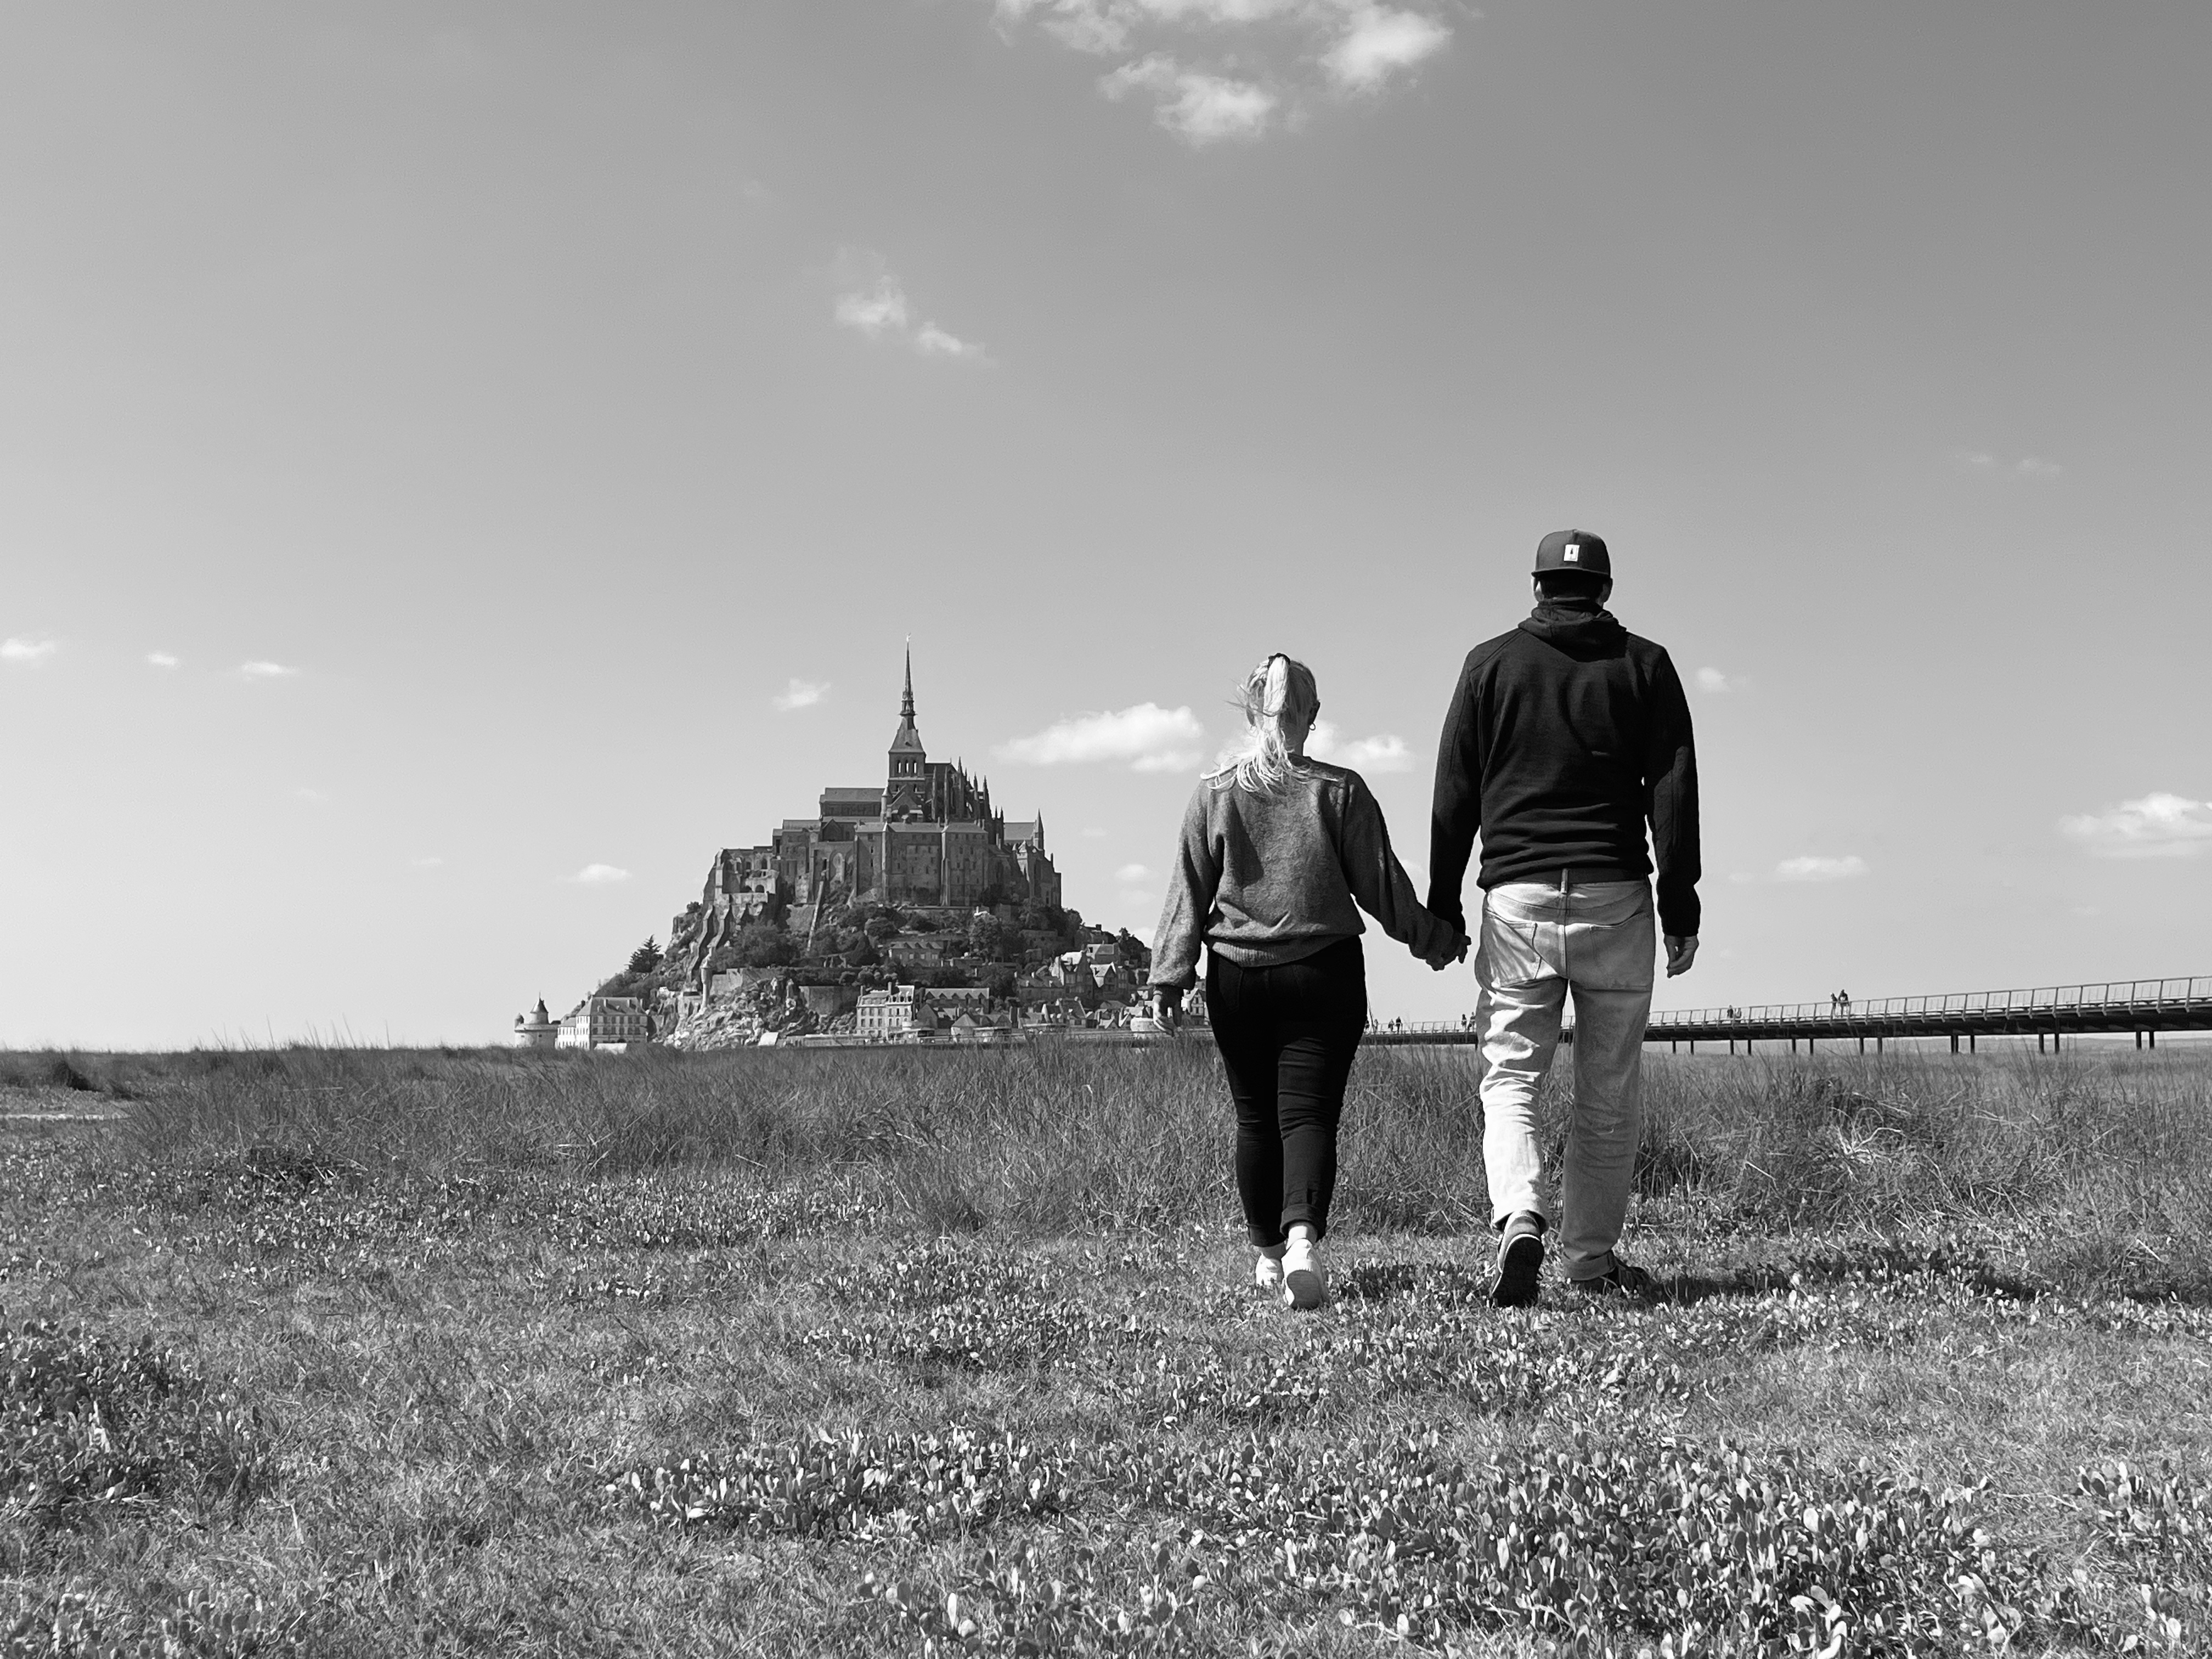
[676,650,1062,980]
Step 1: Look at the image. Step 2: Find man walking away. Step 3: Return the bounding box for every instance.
[1428,529,1701,1306]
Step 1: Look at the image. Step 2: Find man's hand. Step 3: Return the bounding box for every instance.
[1664,935,1699,978]
[1424,928,1470,972]
[1153,987,1182,1030]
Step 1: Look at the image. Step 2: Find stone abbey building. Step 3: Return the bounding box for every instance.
[680,652,1062,971]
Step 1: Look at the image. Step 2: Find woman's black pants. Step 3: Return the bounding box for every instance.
[1205,937,1368,1246]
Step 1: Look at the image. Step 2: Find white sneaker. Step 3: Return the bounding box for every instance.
[1254,1244,1286,1292]
[1280,1228,1326,1310]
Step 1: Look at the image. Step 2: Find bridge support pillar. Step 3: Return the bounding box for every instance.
[2151,1030,2158,1049]
[1950,1034,1959,1054]
[2038,1033,2046,1054]
[1857,1036,1865,1054]
[1969,1034,1976,1053]
[1689,1039,1695,1054]
[1728,1038,1735,1056]
[2136,1030,2143,1051]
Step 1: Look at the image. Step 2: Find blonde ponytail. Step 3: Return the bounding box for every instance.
[1207,653,1319,796]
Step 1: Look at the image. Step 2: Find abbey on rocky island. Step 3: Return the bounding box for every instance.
[680,650,1062,973]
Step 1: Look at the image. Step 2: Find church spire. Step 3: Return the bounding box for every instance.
[886,640,927,822]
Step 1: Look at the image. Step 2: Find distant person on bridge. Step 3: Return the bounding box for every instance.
[1150,654,1466,1311]
[1429,529,1701,1307]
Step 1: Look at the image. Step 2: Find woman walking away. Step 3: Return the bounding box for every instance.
[1149,654,1466,1310]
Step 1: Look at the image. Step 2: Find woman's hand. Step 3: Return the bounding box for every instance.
[1153,987,1183,1030]
[1423,928,1469,972]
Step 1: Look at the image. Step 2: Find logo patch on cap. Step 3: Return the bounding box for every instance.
[1564,545,1581,562]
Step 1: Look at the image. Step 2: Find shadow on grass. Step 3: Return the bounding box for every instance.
[1652,1240,2053,1307]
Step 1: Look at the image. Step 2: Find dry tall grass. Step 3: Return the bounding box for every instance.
[29,1038,2205,1296]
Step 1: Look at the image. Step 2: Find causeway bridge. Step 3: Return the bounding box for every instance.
[1370,976,2212,1054]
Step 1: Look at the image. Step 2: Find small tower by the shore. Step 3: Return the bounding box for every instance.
[511,997,558,1050]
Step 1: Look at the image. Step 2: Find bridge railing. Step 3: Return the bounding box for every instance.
[1645,976,2212,1029]
[1376,977,2212,1040]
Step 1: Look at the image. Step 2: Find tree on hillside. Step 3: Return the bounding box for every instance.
[982,964,1018,1000]
[846,935,882,969]
[968,912,1021,962]
[1114,929,1150,968]
[864,912,901,944]
[627,936,662,975]
[734,920,797,968]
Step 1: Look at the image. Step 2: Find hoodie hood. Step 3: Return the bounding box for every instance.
[1519,600,1626,654]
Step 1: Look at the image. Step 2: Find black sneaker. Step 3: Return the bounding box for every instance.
[1489,1212,1545,1308]
[1570,1257,1656,1301]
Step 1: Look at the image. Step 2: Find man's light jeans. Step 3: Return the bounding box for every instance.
[1474,877,1655,1282]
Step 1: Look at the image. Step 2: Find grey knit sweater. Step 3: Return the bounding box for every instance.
[1148,759,1458,990]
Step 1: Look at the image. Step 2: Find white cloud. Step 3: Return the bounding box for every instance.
[1775,855,1869,882]
[409,856,445,870]
[1115,862,1153,884]
[146,651,180,668]
[568,864,631,885]
[1003,0,1451,138]
[294,787,330,804]
[239,661,298,679]
[1305,720,1415,772]
[1080,827,1109,838]
[834,255,987,361]
[913,323,984,358]
[835,278,910,338]
[1695,667,1745,695]
[773,678,829,713]
[1957,450,2062,479]
[996,703,1207,771]
[1322,5,1451,90]
[1,637,58,663]
[1102,54,1276,141]
[1343,734,1414,772]
[2060,793,2212,859]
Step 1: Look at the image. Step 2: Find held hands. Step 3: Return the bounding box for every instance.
[1423,928,1471,973]
[1664,935,1699,978]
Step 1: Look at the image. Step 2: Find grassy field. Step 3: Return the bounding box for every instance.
[2,1040,2209,1656]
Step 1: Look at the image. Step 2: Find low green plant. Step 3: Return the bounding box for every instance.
[0,1316,274,1532]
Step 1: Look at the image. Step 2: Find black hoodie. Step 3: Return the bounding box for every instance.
[1427,600,1701,939]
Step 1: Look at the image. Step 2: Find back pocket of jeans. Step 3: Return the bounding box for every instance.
[1477,910,1551,986]
[1568,906,1656,991]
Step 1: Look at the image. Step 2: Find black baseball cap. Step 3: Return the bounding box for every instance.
[1533,528,1610,577]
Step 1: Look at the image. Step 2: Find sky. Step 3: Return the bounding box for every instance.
[2,2,2208,1048]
